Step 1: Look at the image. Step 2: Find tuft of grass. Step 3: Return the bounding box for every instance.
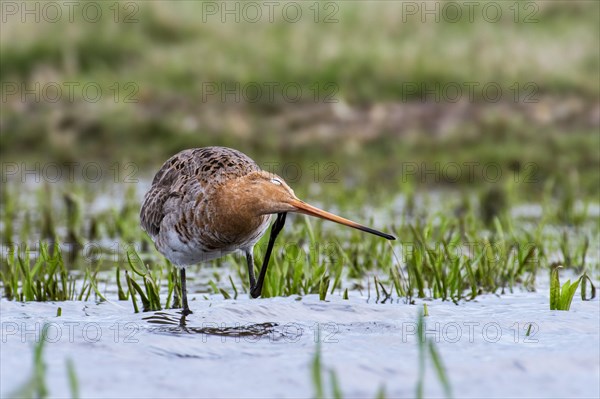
[550,264,596,310]
[125,248,162,312]
[0,241,99,302]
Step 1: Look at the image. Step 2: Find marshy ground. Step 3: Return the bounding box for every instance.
[1,180,598,398]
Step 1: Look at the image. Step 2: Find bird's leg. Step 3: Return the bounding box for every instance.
[245,249,256,289]
[180,268,193,316]
[179,313,188,328]
[250,212,287,298]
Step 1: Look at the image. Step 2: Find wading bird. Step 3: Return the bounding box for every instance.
[140,147,395,315]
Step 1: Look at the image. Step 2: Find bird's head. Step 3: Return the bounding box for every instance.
[229,170,395,240]
[239,170,298,213]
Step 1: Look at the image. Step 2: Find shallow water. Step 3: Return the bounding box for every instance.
[2,289,599,398]
[2,183,599,397]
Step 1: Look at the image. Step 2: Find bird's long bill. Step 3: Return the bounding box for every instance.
[289,199,396,240]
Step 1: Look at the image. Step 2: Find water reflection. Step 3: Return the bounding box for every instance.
[143,311,302,341]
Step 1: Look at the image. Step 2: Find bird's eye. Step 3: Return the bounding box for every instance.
[270,178,282,185]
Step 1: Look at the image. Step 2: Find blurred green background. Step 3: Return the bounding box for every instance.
[1,0,599,201]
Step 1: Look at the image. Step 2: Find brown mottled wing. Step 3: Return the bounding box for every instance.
[140,147,260,237]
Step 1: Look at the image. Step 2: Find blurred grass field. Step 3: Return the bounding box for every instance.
[1,0,599,199]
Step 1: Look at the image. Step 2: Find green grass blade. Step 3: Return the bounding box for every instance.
[563,277,581,311]
[116,266,128,300]
[416,311,425,399]
[85,268,108,303]
[126,248,147,276]
[559,279,572,310]
[228,275,238,299]
[329,369,342,399]
[144,276,162,310]
[126,272,148,312]
[219,288,231,299]
[311,330,323,399]
[319,275,330,301]
[66,358,80,399]
[375,384,386,399]
[581,274,597,301]
[428,340,453,398]
[550,266,561,310]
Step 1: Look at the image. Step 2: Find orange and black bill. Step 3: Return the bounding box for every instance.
[289,199,396,240]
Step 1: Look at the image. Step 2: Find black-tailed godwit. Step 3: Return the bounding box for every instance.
[140,147,395,315]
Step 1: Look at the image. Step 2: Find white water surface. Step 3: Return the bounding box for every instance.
[1,289,598,398]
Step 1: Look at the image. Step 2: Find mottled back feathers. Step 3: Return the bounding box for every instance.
[140,147,260,238]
